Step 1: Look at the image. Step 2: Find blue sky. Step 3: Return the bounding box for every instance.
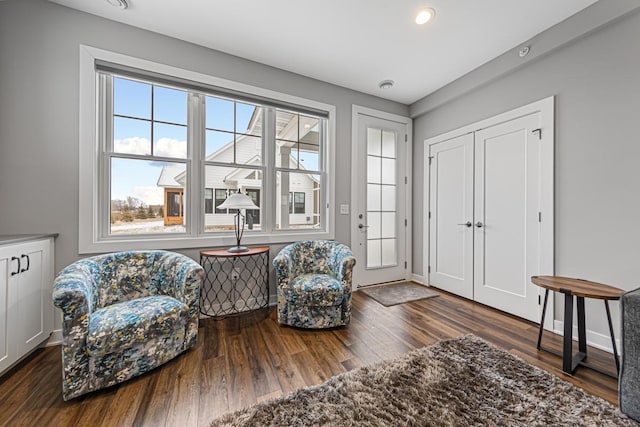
[111,77,319,206]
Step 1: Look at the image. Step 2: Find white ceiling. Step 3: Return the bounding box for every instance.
[50,0,598,104]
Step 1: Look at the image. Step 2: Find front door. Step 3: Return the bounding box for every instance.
[352,109,410,287]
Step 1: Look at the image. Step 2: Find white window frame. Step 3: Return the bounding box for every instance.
[79,45,336,254]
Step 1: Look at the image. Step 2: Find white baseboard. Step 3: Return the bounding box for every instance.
[553,320,621,355]
[46,329,62,346]
[411,274,425,285]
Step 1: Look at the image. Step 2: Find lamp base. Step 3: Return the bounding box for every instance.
[227,246,249,253]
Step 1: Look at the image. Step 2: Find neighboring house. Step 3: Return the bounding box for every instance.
[157,108,320,231]
[156,165,185,226]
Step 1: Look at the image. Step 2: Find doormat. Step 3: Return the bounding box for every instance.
[360,281,439,307]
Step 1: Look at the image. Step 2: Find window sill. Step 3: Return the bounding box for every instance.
[79,229,334,254]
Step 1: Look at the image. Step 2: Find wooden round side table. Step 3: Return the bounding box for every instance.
[532,275,624,378]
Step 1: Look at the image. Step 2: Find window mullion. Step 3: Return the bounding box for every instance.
[189,92,204,237]
[264,107,276,234]
[99,73,113,240]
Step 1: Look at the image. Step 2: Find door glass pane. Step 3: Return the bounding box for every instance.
[381,212,396,238]
[367,184,381,212]
[367,240,381,269]
[381,239,397,266]
[366,126,398,269]
[381,131,396,157]
[368,212,381,239]
[367,156,381,184]
[381,158,396,184]
[367,128,381,156]
[381,185,395,210]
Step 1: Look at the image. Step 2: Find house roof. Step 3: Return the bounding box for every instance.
[157,165,186,188]
[158,109,319,187]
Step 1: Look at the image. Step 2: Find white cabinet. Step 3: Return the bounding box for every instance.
[0,236,54,375]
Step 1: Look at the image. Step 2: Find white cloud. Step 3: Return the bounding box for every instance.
[155,137,187,158]
[114,137,186,158]
[132,186,164,205]
[114,137,150,155]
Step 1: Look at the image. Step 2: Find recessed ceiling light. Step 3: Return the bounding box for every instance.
[105,0,128,9]
[415,8,435,25]
[379,80,394,90]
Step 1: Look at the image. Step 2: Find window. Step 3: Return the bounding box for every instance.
[79,46,335,252]
[288,192,305,214]
[294,192,305,214]
[204,188,214,214]
[245,188,260,226]
[108,77,188,235]
[214,189,228,214]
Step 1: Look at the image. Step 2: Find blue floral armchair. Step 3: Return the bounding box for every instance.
[273,240,356,328]
[52,250,203,400]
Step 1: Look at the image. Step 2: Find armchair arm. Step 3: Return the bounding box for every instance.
[273,245,295,287]
[170,255,204,308]
[329,244,356,285]
[52,260,100,360]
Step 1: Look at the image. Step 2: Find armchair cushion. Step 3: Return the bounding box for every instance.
[87,295,188,357]
[289,274,344,306]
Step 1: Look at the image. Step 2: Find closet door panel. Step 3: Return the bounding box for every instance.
[473,113,541,323]
[428,133,474,299]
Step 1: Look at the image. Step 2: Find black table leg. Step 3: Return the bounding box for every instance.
[605,300,621,375]
[577,296,587,355]
[537,289,550,349]
[562,290,574,373]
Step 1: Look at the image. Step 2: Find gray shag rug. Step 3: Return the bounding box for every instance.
[360,281,439,306]
[210,335,636,427]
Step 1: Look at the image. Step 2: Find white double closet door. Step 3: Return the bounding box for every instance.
[427,103,553,323]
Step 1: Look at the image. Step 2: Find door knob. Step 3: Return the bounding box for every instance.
[457,221,472,227]
[358,223,369,229]
[475,221,484,228]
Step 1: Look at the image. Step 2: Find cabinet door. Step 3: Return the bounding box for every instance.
[16,239,53,356]
[0,246,18,373]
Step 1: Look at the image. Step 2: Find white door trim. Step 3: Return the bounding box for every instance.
[351,105,412,289]
[423,96,554,329]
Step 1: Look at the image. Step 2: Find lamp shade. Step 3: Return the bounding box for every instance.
[217,192,259,210]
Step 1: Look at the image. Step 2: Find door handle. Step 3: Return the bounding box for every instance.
[475,221,484,228]
[358,223,369,229]
[457,222,472,227]
[20,254,30,273]
[10,256,20,276]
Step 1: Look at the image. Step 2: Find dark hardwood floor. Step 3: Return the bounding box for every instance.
[0,288,620,426]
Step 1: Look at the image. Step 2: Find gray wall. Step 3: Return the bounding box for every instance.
[411,10,640,339]
[0,0,407,282]
[0,0,407,337]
